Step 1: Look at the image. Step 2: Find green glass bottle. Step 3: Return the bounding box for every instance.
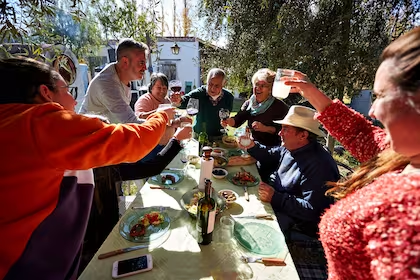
[196,179,216,245]
[198,122,208,154]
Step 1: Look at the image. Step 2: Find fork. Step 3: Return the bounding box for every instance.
[240,256,286,266]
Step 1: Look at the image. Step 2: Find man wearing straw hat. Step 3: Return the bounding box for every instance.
[240,105,339,239]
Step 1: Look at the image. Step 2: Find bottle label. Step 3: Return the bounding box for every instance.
[207,210,216,234]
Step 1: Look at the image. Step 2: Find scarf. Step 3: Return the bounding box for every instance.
[247,94,275,116]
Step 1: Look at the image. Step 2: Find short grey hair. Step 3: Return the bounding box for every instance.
[251,68,276,86]
[206,68,226,84]
[116,38,149,61]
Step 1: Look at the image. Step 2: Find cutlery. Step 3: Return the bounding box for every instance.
[167,168,183,171]
[240,256,286,266]
[243,186,249,201]
[131,206,168,211]
[234,214,274,220]
[150,185,176,190]
[98,245,148,259]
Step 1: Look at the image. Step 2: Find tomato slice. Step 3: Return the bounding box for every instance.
[129,224,146,237]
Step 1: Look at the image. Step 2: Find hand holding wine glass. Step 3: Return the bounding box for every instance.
[174,126,193,142]
[156,104,175,121]
[169,92,182,106]
[236,127,254,157]
[219,108,230,134]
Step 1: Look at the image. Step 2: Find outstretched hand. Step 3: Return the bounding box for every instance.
[174,126,193,141]
[285,70,333,113]
[170,92,182,106]
[221,117,235,128]
[156,107,175,121]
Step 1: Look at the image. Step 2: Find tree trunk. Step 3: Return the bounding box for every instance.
[326,133,335,154]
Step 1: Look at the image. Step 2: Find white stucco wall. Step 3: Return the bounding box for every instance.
[144,39,201,93]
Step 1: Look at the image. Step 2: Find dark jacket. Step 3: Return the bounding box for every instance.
[180,86,233,137]
[248,140,339,237]
[233,98,289,146]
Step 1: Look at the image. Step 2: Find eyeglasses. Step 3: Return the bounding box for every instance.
[57,85,78,99]
[254,84,271,89]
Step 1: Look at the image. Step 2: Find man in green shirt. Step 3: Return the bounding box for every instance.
[175,68,233,140]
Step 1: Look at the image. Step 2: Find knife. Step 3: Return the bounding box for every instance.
[131,206,168,211]
[234,214,274,220]
[167,168,183,171]
[98,244,148,259]
[244,186,249,201]
[150,185,176,190]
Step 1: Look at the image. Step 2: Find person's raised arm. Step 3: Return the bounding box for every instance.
[229,99,251,128]
[286,71,388,162]
[117,125,193,179]
[285,72,332,113]
[33,104,170,171]
[178,87,202,109]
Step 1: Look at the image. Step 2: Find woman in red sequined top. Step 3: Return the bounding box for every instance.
[287,28,420,279]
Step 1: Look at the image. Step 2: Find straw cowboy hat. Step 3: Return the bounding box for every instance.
[274,105,326,137]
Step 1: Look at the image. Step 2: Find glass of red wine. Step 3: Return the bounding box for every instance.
[186,98,199,117]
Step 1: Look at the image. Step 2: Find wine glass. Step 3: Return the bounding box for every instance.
[236,127,252,158]
[186,98,199,117]
[272,69,295,99]
[179,149,189,176]
[219,108,230,135]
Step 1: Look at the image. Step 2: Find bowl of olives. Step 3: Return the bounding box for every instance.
[212,168,228,179]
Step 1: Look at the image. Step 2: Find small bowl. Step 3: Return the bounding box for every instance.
[180,188,226,218]
[218,189,239,204]
[212,168,228,179]
[213,155,229,168]
[222,136,238,148]
[187,155,200,164]
[211,147,227,157]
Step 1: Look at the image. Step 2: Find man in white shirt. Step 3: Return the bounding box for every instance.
[79,38,148,124]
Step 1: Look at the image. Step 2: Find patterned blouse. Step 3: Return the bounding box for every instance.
[316,99,420,280]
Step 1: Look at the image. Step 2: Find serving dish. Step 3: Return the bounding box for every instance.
[119,207,170,243]
[180,188,226,218]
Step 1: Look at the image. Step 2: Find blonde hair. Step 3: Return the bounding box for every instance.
[251,68,276,86]
[327,149,409,199]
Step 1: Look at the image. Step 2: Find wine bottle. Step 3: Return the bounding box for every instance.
[196,179,216,245]
[198,146,214,190]
[198,122,208,154]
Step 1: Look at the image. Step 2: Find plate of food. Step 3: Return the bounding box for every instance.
[180,189,226,218]
[150,170,183,186]
[213,155,229,168]
[211,147,228,157]
[119,207,171,242]
[222,135,238,148]
[227,169,260,187]
[227,149,245,158]
[218,189,239,204]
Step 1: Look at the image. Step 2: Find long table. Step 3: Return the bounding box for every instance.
[79,146,300,280]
